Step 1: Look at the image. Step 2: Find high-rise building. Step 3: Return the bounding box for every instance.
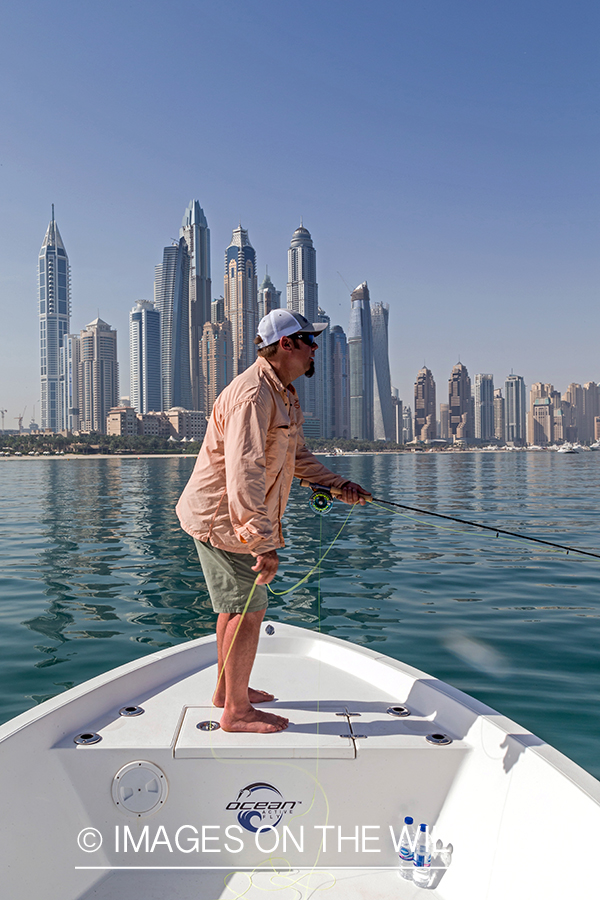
[330,325,350,439]
[258,270,281,321]
[494,389,505,442]
[287,224,319,417]
[562,383,583,442]
[532,398,554,445]
[403,405,414,443]
[474,374,494,442]
[200,319,232,415]
[371,302,394,441]
[583,383,600,443]
[528,383,554,445]
[448,362,472,442]
[391,388,403,444]
[439,403,450,440]
[78,318,119,433]
[180,200,211,410]
[60,334,80,432]
[414,367,436,441]
[155,237,192,410]
[39,207,71,431]
[348,282,374,440]
[130,300,161,414]
[211,296,225,324]
[225,226,258,379]
[316,307,331,438]
[505,374,526,445]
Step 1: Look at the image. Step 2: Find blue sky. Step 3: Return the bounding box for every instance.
[0,1,598,426]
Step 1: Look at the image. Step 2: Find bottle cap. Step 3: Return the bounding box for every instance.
[404,816,413,824]
[419,823,427,831]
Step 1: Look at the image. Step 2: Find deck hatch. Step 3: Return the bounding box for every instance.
[174,706,356,759]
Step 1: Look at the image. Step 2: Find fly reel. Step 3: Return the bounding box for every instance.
[309,489,333,515]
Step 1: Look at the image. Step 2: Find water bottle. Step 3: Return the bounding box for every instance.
[398,816,416,880]
[413,823,432,888]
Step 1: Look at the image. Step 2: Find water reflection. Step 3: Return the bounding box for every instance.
[1,454,600,778]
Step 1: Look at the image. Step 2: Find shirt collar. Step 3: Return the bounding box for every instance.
[256,356,296,397]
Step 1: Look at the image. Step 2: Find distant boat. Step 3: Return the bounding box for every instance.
[557,444,578,454]
[590,441,600,451]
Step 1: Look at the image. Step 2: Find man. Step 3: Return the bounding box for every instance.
[176,309,369,734]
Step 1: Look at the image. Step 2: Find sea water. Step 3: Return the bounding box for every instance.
[0,452,599,779]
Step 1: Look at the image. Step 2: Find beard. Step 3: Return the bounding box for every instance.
[305,360,315,378]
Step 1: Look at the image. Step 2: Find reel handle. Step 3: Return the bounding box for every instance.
[300,479,372,501]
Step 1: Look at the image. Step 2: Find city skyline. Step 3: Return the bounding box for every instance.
[2,4,597,423]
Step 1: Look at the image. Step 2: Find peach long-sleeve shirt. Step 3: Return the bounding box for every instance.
[176,357,348,554]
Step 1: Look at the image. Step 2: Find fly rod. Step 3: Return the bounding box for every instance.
[300,480,600,561]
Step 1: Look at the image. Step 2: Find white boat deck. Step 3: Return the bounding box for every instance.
[1,623,599,900]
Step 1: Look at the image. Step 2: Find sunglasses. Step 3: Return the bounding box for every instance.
[294,332,317,346]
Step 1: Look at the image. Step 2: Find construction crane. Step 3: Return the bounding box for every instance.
[14,407,26,434]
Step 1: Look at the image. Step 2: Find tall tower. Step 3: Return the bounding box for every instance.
[130,300,161,414]
[224,226,258,379]
[505,374,526,445]
[414,367,436,441]
[155,237,192,410]
[78,318,119,433]
[60,334,80,432]
[180,200,211,410]
[39,207,71,431]
[494,389,505,442]
[316,307,331,438]
[287,224,319,417]
[448,362,472,442]
[200,319,232,415]
[258,270,281,320]
[474,374,494,442]
[330,325,350,439]
[348,282,374,440]
[371,301,394,441]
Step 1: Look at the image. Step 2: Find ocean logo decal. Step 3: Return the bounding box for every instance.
[226,782,299,833]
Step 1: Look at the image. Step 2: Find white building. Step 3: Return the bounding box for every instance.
[130,300,161,414]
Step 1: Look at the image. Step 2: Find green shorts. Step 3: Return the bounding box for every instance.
[193,539,268,614]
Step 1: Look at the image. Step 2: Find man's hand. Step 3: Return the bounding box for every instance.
[340,481,370,506]
[251,549,279,585]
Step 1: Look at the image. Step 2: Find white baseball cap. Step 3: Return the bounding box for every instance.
[256,309,327,349]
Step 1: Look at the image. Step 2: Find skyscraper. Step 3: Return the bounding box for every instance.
[200,319,232,416]
[78,318,119,433]
[39,207,71,431]
[330,325,350,439]
[493,389,505,442]
[130,300,161,414]
[414,367,436,441]
[527,383,554,444]
[225,226,258,379]
[287,224,319,416]
[371,301,394,441]
[316,307,331,438]
[257,270,281,320]
[505,374,526,445]
[348,282,374,440]
[474,374,495,442]
[448,362,472,442]
[60,334,80,432]
[180,200,211,410]
[154,237,192,410]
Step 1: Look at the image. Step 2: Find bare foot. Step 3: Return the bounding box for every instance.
[220,707,289,734]
[213,687,275,708]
